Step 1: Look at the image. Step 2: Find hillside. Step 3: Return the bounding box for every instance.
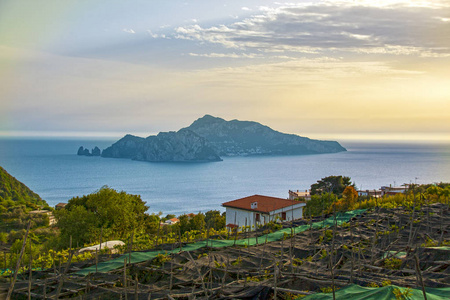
[0,166,48,210]
[185,115,346,156]
[7,203,449,299]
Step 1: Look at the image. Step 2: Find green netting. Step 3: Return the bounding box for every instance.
[76,209,366,276]
[300,284,450,300]
[425,246,450,251]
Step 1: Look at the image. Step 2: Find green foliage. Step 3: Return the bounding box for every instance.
[0,166,49,209]
[152,253,170,267]
[393,287,412,300]
[232,256,242,266]
[56,186,148,248]
[320,286,336,293]
[205,210,226,231]
[384,257,402,270]
[304,193,336,217]
[381,279,392,286]
[311,175,353,196]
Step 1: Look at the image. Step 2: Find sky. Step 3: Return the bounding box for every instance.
[1,0,449,141]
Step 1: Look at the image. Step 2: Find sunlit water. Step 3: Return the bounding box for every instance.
[0,138,449,215]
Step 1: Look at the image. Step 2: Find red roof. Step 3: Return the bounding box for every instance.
[222,195,304,213]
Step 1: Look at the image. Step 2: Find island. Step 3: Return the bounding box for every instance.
[99,115,346,162]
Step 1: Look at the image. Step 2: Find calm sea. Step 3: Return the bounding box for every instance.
[0,138,449,215]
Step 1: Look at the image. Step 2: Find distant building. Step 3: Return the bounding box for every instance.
[222,195,306,232]
[381,186,408,196]
[357,189,382,198]
[55,203,67,210]
[289,189,311,201]
[186,213,196,219]
[165,217,179,225]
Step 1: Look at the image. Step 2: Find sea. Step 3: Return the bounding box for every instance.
[0,138,449,216]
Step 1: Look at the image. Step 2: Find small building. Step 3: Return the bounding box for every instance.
[186,213,196,219]
[55,203,67,210]
[357,189,382,198]
[381,186,408,196]
[165,217,179,225]
[222,195,306,231]
[289,189,311,201]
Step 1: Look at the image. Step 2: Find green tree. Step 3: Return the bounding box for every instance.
[304,193,336,217]
[310,175,353,197]
[205,210,226,231]
[56,186,148,248]
[189,213,205,231]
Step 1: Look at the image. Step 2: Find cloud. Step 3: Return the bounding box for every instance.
[173,1,450,58]
[188,52,259,58]
[122,28,135,34]
[241,7,251,11]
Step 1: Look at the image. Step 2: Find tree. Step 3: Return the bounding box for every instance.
[56,186,148,247]
[205,210,226,231]
[331,186,358,212]
[310,175,353,197]
[189,213,205,231]
[304,193,336,217]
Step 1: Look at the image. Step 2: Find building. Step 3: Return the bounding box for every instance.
[380,186,408,196]
[165,217,179,225]
[357,189,382,198]
[288,189,311,201]
[222,195,306,231]
[55,203,67,210]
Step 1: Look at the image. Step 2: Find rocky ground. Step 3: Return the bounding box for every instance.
[3,203,449,299]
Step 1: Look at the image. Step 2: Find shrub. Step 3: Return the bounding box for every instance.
[384,258,402,270]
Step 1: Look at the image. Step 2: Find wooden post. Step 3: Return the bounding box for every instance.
[6,221,31,300]
[99,226,103,252]
[43,279,46,299]
[178,225,183,253]
[95,249,98,273]
[170,244,174,291]
[273,264,278,300]
[414,254,428,300]
[129,230,134,264]
[134,275,138,300]
[124,258,128,300]
[28,241,32,300]
[233,212,237,246]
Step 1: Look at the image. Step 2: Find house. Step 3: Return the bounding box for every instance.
[380,186,408,196]
[55,203,67,210]
[165,217,179,225]
[357,189,382,198]
[222,195,306,231]
[185,213,196,220]
[289,190,311,201]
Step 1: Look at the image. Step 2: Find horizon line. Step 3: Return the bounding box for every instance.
[1,130,450,143]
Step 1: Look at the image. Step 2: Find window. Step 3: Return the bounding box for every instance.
[255,213,260,222]
[281,212,286,220]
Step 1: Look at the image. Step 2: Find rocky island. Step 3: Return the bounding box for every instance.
[98,115,346,162]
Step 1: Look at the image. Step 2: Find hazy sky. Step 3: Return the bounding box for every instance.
[1,0,449,141]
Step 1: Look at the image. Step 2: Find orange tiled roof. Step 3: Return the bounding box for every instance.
[222,195,304,213]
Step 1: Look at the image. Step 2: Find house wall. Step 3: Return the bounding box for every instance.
[225,203,306,232]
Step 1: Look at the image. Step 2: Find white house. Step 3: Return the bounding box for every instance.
[357,189,382,198]
[222,195,306,231]
[165,217,179,225]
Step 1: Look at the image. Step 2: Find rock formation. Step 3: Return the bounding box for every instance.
[99,115,346,163]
